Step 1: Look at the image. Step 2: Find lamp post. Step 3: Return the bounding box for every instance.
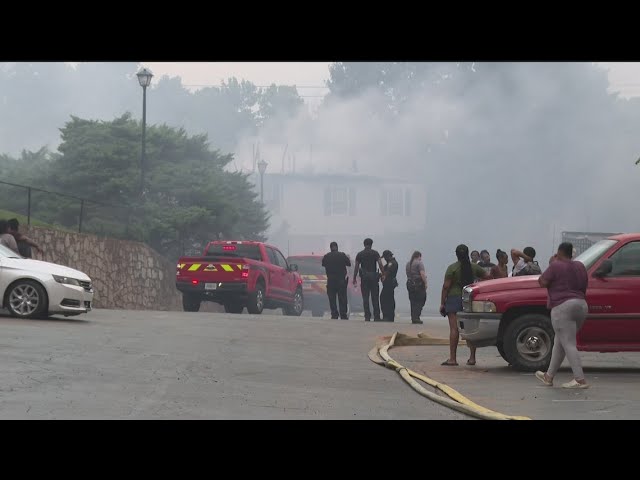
[257,158,268,203]
[136,67,153,196]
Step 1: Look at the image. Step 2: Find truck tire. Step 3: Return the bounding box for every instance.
[182,294,201,312]
[502,313,554,372]
[284,289,304,316]
[224,303,244,314]
[496,341,509,363]
[247,283,265,314]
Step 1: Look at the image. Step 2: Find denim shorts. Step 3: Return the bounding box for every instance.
[445,295,463,314]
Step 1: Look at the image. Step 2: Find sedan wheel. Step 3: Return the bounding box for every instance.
[7,280,48,319]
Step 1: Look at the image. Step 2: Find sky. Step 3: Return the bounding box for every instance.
[142,62,640,101]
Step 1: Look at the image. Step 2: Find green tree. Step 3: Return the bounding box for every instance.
[44,113,268,259]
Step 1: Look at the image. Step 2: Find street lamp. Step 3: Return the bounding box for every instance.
[136,67,153,196]
[257,158,268,203]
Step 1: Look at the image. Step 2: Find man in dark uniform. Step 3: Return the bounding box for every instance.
[322,241,351,319]
[380,250,399,322]
[352,238,385,322]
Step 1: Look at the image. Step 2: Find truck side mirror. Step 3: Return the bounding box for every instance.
[594,259,612,278]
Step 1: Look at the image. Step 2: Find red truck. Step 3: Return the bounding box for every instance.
[458,233,640,371]
[176,241,304,316]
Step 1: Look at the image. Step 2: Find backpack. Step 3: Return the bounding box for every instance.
[515,261,542,276]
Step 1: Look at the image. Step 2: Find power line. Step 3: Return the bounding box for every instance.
[182,84,329,89]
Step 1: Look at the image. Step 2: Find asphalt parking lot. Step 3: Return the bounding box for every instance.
[1,309,639,419]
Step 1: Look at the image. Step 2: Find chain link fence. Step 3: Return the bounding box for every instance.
[0,180,133,238]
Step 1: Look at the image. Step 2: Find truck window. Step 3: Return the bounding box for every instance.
[574,239,617,270]
[265,247,280,266]
[274,250,289,269]
[609,241,640,276]
[289,257,324,275]
[205,244,262,261]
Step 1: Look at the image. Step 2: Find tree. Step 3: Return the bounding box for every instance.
[36,113,269,259]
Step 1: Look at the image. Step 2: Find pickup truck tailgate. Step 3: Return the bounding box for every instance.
[178,257,247,282]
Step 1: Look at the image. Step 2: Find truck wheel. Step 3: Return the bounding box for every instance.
[224,303,244,314]
[311,309,324,318]
[182,294,201,312]
[247,283,265,314]
[502,314,554,372]
[284,289,304,316]
[497,341,509,363]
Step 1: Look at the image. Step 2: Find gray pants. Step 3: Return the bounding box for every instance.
[547,299,588,379]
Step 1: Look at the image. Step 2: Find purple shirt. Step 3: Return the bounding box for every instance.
[540,260,588,309]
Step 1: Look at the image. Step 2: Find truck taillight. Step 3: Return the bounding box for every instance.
[241,272,249,278]
[241,264,249,278]
[191,279,199,285]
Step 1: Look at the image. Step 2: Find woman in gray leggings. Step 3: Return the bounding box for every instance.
[535,242,590,389]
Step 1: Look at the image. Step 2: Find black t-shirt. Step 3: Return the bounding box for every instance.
[356,248,380,274]
[382,259,398,284]
[322,251,351,280]
[17,239,32,258]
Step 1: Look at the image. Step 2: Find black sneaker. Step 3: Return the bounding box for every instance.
[412,319,423,324]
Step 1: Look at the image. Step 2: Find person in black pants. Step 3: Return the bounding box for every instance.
[406,250,428,324]
[352,238,385,322]
[322,241,351,319]
[380,250,399,322]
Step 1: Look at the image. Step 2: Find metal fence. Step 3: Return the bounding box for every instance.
[0,180,132,238]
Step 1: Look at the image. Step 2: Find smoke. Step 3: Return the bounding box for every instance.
[240,62,640,311]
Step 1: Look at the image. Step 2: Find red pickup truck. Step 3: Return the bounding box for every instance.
[176,241,304,316]
[458,233,640,371]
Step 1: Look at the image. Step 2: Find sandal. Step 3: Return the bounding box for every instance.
[441,360,458,366]
[466,360,476,366]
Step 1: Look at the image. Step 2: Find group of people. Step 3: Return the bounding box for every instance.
[445,242,591,389]
[321,238,427,323]
[469,247,542,279]
[0,218,42,258]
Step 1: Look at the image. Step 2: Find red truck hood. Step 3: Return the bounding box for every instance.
[469,275,542,294]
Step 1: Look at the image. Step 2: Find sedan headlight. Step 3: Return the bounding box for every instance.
[52,275,81,286]
[471,301,497,313]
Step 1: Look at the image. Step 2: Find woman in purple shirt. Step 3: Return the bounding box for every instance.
[535,242,590,389]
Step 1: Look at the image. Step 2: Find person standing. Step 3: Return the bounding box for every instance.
[0,219,19,254]
[471,250,481,264]
[478,250,496,274]
[511,246,541,276]
[535,242,590,389]
[406,251,428,324]
[352,238,385,322]
[440,244,491,366]
[490,249,509,279]
[379,250,398,322]
[7,218,43,258]
[322,241,351,320]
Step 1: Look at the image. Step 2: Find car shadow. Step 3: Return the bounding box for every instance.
[0,310,91,324]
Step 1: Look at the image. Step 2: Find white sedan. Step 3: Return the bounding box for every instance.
[0,244,94,319]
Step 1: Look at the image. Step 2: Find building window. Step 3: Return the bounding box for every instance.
[381,188,412,216]
[324,187,356,216]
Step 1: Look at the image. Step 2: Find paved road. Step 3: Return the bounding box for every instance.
[1,309,638,419]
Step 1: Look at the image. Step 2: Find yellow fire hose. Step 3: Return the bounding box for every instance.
[369,332,530,420]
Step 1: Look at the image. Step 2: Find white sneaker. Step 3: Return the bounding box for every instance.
[535,371,553,386]
[562,379,589,389]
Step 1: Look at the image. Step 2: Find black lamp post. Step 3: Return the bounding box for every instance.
[257,159,268,203]
[136,67,153,196]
